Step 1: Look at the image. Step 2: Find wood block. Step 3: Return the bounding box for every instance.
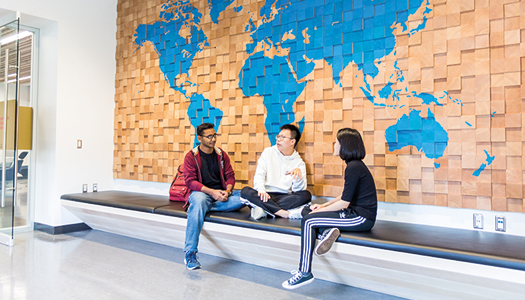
[492,197,507,211]
[385,190,397,203]
[505,169,523,185]
[507,198,524,213]
[505,113,521,128]
[462,195,477,209]
[448,193,462,208]
[409,192,423,205]
[476,196,492,210]
[422,194,436,206]
[506,142,522,155]
[435,194,447,206]
[506,183,523,198]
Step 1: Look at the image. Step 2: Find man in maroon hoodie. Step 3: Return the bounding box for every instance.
[182,123,244,270]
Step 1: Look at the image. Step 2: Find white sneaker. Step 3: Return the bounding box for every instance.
[239,197,251,206]
[287,204,308,219]
[251,206,267,220]
[314,228,340,256]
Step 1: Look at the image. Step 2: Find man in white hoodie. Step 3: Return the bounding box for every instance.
[241,124,311,219]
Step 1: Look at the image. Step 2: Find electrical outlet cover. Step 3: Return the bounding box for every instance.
[473,213,483,229]
[495,216,506,232]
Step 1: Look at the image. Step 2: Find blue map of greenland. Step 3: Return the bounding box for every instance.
[133,0,493,175]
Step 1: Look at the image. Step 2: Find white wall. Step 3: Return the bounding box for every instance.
[0,1,117,226]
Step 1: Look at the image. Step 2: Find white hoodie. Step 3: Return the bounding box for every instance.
[253,145,307,194]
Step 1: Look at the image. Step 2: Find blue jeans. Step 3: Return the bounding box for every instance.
[184,190,244,252]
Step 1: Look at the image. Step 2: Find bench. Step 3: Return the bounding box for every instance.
[61,191,525,299]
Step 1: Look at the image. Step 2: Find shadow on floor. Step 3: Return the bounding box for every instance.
[65,230,404,300]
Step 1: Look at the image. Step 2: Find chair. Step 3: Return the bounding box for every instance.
[0,151,28,181]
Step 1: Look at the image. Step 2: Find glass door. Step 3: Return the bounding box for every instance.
[0,18,20,247]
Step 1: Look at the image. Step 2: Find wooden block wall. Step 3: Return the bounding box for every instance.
[114,0,525,213]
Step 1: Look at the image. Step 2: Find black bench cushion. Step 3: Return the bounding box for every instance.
[61,191,172,213]
[61,191,525,271]
[155,200,304,235]
[344,222,525,271]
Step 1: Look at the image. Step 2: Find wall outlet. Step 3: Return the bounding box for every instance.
[93,183,98,192]
[473,213,483,229]
[495,216,506,232]
[82,184,88,193]
[77,140,82,149]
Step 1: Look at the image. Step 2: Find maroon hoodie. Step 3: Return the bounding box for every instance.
[183,146,235,194]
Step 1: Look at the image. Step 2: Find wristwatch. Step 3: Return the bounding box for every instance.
[227,190,232,197]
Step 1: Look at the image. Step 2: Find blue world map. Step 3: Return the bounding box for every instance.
[134,0,494,176]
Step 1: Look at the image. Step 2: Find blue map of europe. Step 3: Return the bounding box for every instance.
[134,0,493,176]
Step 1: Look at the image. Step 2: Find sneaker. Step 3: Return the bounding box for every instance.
[282,270,314,289]
[251,206,267,220]
[287,203,308,219]
[184,251,201,270]
[314,228,340,256]
[239,197,251,206]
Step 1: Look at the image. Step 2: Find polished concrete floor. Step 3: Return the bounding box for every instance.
[0,177,28,229]
[0,230,405,300]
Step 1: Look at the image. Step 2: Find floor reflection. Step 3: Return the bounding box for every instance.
[0,177,28,229]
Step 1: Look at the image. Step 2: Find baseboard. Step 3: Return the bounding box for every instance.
[34,222,92,235]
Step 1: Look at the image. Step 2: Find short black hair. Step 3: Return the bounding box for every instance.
[197,123,215,136]
[337,128,366,161]
[280,124,301,147]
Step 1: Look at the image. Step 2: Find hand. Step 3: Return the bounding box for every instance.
[218,190,230,202]
[310,204,325,213]
[310,204,323,211]
[258,191,270,202]
[211,189,228,202]
[285,168,302,180]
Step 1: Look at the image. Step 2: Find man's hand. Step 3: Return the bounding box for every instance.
[258,191,271,202]
[211,189,228,202]
[285,168,302,180]
[218,190,230,202]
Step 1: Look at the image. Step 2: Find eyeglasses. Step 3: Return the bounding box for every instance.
[276,135,292,141]
[200,134,219,140]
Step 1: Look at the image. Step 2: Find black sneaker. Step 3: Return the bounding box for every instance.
[314,228,340,256]
[282,270,314,289]
[184,251,201,270]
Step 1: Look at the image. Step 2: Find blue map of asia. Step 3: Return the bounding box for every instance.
[134,0,494,176]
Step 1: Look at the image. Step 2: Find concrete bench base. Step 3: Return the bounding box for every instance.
[62,198,525,299]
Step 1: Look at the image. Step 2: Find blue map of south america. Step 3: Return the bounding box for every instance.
[135,0,223,145]
[134,0,493,175]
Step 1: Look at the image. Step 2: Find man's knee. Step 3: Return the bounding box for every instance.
[188,192,211,211]
[297,190,312,200]
[241,186,257,199]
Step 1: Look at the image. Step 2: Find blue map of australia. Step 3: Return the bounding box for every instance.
[134,0,493,176]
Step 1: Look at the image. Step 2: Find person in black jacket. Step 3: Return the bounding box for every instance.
[282,128,378,289]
